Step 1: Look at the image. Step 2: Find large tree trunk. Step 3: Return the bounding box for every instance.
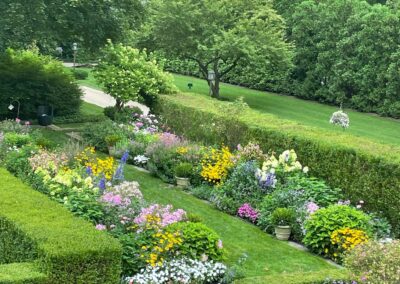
[115,98,124,110]
[210,76,220,98]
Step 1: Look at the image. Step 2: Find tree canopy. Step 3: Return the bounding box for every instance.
[139,0,293,98]
[0,0,144,54]
[94,41,176,109]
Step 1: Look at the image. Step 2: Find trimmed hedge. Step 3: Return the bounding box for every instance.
[0,263,47,284]
[157,93,400,235]
[0,168,122,283]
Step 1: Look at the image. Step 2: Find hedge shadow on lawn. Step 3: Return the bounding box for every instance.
[0,168,122,284]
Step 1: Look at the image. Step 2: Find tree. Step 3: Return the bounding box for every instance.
[0,0,144,54]
[94,41,176,110]
[139,0,292,98]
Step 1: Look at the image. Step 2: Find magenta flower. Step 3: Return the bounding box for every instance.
[237,203,259,223]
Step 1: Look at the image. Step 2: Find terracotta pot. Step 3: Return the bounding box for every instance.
[175,177,190,189]
[275,225,291,241]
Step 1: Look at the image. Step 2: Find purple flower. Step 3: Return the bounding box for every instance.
[95,224,107,231]
[98,177,106,192]
[86,166,92,175]
[121,150,129,163]
[217,239,223,249]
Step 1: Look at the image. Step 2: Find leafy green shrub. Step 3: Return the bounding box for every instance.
[81,119,126,152]
[157,93,400,235]
[71,68,89,80]
[0,49,81,119]
[190,185,214,201]
[211,194,241,216]
[145,143,179,183]
[0,262,47,283]
[0,168,122,283]
[344,240,400,283]
[53,113,105,124]
[167,222,224,261]
[173,162,193,178]
[303,205,372,257]
[104,106,143,122]
[270,208,295,226]
[4,145,37,178]
[3,133,32,148]
[284,175,342,207]
[218,161,263,206]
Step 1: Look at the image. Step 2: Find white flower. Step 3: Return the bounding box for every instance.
[134,155,149,164]
[330,110,350,129]
[303,166,309,174]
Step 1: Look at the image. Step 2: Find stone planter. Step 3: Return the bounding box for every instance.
[275,225,291,241]
[176,177,190,189]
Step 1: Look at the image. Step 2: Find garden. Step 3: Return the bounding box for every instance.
[1,1,400,283]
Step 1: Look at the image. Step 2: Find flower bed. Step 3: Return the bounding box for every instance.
[0,119,227,283]
[74,109,398,283]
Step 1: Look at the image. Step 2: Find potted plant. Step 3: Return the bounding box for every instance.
[173,162,193,189]
[105,135,121,155]
[270,208,295,241]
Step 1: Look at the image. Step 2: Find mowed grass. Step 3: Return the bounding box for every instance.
[124,166,343,281]
[173,74,400,146]
[74,67,400,146]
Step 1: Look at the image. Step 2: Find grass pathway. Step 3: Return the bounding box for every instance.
[124,166,345,282]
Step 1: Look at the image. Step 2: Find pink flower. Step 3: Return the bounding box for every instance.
[306,202,319,214]
[15,118,21,123]
[95,224,107,231]
[217,239,223,249]
[25,121,31,126]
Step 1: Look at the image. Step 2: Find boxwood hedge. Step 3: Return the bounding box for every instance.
[0,168,122,283]
[157,93,400,235]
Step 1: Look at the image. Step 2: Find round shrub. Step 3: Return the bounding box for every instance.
[0,49,82,119]
[218,161,263,206]
[71,68,89,80]
[167,222,224,261]
[173,162,193,178]
[303,205,372,258]
[81,120,126,152]
[270,208,295,227]
[344,240,400,283]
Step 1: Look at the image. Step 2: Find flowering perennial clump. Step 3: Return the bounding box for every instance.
[134,204,187,229]
[237,203,259,223]
[140,231,183,267]
[201,146,233,184]
[101,181,142,208]
[232,142,267,164]
[28,150,69,173]
[126,258,227,284]
[330,228,369,260]
[76,147,116,180]
[330,110,350,129]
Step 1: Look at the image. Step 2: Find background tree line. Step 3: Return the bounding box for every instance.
[1,0,399,117]
[152,0,400,118]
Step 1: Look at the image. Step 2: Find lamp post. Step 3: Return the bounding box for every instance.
[208,70,215,96]
[8,99,21,119]
[72,42,78,68]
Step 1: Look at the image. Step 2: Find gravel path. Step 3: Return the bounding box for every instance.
[80,86,149,115]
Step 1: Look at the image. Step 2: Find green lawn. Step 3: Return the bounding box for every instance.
[124,166,346,282]
[73,67,400,146]
[80,101,104,116]
[173,74,400,146]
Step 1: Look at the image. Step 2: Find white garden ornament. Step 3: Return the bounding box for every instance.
[330,109,350,129]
